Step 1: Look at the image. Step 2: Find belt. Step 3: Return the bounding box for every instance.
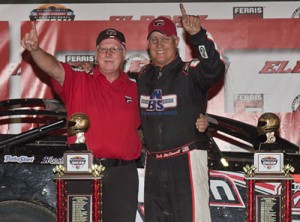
[94,158,135,167]
[146,141,205,160]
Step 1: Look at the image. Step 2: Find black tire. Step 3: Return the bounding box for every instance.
[0,200,56,222]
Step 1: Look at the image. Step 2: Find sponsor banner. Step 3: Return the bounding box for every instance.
[224,49,300,113]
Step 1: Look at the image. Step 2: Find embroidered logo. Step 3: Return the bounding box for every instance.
[140,89,177,111]
[125,96,133,103]
[199,45,208,59]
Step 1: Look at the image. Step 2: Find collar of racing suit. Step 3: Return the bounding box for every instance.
[151,56,182,79]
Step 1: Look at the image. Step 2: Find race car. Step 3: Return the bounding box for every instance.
[0,98,299,221]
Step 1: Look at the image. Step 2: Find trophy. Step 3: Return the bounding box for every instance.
[64,113,93,174]
[244,112,294,222]
[53,113,105,222]
[255,112,284,175]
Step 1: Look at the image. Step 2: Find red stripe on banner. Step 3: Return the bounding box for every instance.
[202,18,300,50]
[0,21,9,102]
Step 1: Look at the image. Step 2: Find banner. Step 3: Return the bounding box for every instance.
[1,2,300,221]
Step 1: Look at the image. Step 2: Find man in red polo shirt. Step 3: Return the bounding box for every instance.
[22,23,141,222]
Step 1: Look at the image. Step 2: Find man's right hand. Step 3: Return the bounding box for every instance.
[21,21,39,52]
[21,21,65,86]
[69,62,94,73]
[195,113,209,133]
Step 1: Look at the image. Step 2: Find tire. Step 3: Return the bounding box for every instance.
[0,200,56,222]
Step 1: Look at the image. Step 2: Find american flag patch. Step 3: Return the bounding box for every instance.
[181,146,190,152]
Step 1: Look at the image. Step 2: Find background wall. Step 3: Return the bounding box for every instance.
[0,1,299,146]
[0,2,300,221]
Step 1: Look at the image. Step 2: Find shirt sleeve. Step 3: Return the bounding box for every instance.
[188,28,226,90]
[50,62,78,104]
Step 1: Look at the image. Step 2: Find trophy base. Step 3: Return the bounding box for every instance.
[69,143,88,151]
[258,143,282,152]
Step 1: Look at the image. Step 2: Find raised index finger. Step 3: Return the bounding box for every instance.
[180,3,187,17]
[31,21,37,33]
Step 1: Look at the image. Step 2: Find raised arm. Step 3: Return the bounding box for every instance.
[180,3,225,89]
[21,21,65,86]
[180,3,201,35]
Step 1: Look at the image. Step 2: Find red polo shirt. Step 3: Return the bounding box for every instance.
[51,63,141,160]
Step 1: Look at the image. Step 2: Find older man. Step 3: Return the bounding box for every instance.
[22,23,141,222]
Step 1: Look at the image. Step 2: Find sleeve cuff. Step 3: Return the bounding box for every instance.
[189,28,207,45]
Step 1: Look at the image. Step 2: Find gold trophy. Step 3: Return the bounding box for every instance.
[54,113,104,222]
[244,112,294,222]
[67,112,90,150]
[257,112,280,149]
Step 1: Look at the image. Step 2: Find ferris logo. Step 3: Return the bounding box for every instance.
[65,55,94,63]
[259,61,300,74]
[233,7,263,18]
[235,94,263,101]
[234,94,264,113]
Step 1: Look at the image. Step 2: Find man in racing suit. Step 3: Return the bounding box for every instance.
[138,4,226,222]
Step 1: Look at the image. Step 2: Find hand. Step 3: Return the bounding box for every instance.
[21,21,39,52]
[195,113,208,132]
[180,3,201,35]
[69,62,94,73]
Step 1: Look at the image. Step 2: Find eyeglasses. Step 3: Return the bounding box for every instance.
[97,46,123,54]
[148,36,172,45]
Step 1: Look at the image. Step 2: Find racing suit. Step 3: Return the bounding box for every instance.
[138,28,225,222]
